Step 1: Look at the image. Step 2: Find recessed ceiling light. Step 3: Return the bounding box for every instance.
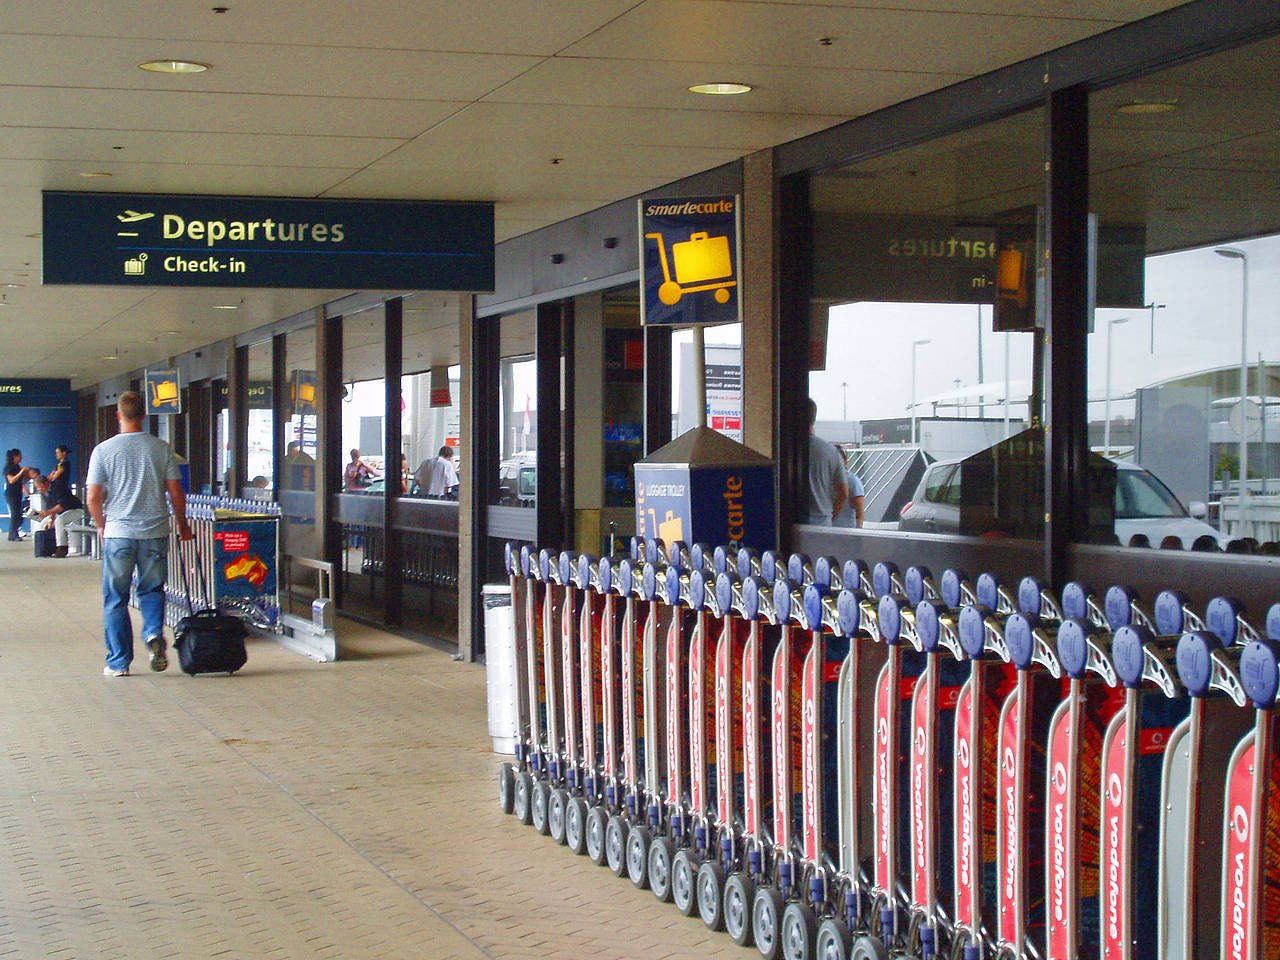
[688,81,753,96]
[103,353,118,360]
[1117,99,1177,115]
[80,171,113,178]
[23,233,40,239]
[212,304,238,310]
[138,59,210,74]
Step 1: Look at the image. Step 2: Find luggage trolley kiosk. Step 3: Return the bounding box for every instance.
[672,547,728,916]
[696,564,752,931]
[907,569,980,960]
[1163,602,1254,960]
[722,570,783,949]
[1221,605,1280,960]
[499,542,533,817]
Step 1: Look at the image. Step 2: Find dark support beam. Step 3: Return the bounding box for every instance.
[777,172,813,547]
[271,333,287,496]
[644,326,672,455]
[229,344,249,496]
[1044,86,1091,589]
[319,313,343,608]
[536,300,564,548]
[467,304,500,661]
[561,299,575,541]
[383,298,404,626]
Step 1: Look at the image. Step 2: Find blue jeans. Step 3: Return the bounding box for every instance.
[102,537,169,670]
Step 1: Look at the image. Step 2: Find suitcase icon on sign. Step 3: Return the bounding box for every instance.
[646,231,736,306]
[149,379,179,407]
[657,510,685,544]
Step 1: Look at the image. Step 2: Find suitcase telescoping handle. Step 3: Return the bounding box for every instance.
[177,544,215,617]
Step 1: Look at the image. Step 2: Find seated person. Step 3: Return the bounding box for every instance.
[33,473,86,558]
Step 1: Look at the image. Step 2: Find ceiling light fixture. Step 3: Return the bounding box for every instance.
[1116,99,1177,115]
[138,59,210,74]
[79,171,113,178]
[688,81,753,96]
[212,304,238,310]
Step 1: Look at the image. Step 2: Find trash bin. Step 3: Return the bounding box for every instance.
[483,583,519,754]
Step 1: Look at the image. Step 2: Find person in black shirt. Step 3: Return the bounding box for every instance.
[4,448,26,541]
[33,473,86,558]
[48,445,73,501]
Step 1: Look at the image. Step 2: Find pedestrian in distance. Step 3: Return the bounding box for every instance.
[4,448,26,541]
[806,398,848,525]
[85,391,194,678]
[415,445,459,499]
[32,473,86,557]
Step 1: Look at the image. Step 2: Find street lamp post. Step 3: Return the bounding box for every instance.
[1216,247,1250,537]
[910,338,931,445]
[1104,316,1129,457]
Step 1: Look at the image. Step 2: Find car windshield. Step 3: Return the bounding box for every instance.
[1115,469,1187,520]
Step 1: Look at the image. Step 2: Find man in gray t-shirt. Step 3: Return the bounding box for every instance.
[806,398,848,525]
[86,391,193,677]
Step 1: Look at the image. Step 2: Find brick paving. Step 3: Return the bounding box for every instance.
[0,541,756,959]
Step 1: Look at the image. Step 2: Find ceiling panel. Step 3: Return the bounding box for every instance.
[0,0,1213,386]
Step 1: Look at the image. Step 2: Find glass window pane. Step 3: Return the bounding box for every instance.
[808,107,1047,535]
[1088,36,1280,553]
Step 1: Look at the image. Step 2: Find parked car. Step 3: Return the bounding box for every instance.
[898,458,1229,549]
[498,454,536,507]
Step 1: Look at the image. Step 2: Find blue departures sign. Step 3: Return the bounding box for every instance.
[639,195,742,326]
[42,192,494,291]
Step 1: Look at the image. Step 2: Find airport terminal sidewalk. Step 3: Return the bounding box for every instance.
[0,540,753,960]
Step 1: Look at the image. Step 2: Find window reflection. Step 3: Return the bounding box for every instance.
[1088,35,1280,554]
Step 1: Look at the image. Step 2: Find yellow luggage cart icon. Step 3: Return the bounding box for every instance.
[646,231,736,306]
[149,379,179,407]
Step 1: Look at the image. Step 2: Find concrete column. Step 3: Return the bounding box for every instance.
[742,149,776,459]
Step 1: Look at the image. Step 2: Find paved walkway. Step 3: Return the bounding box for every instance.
[0,539,755,960]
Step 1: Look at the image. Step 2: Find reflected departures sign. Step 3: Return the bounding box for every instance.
[42,192,494,291]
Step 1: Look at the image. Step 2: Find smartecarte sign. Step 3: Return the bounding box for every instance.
[639,194,741,327]
[42,192,494,291]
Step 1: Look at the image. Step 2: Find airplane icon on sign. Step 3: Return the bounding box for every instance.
[117,209,155,223]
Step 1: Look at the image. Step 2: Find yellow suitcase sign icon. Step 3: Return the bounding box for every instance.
[657,510,685,545]
[149,379,179,407]
[646,231,736,306]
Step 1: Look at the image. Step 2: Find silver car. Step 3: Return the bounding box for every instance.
[898,459,1229,549]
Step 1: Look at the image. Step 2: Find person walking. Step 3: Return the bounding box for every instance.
[85,391,193,677]
[4,448,26,541]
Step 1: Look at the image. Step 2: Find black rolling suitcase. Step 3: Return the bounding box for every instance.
[174,550,248,675]
[33,528,56,557]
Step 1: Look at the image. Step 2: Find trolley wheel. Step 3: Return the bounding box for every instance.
[605,815,630,876]
[513,771,533,825]
[724,872,756,946]
[648,836,674,902]
[548,789,568,844]
[814,918,852,960]
[498,763,515,814]
[848,935,889,960]
[626,825,652,889]
[530,780,551,835]
[752,886,785,960]
[781,901,818,960]
[564,797,588,854]
[697,860,727,930]
[671,849,697,916]
[585,805,609,865]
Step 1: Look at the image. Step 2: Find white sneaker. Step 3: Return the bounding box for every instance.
[103,666,128,678]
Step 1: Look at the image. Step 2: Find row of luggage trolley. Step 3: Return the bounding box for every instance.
[496,536,1279,960]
